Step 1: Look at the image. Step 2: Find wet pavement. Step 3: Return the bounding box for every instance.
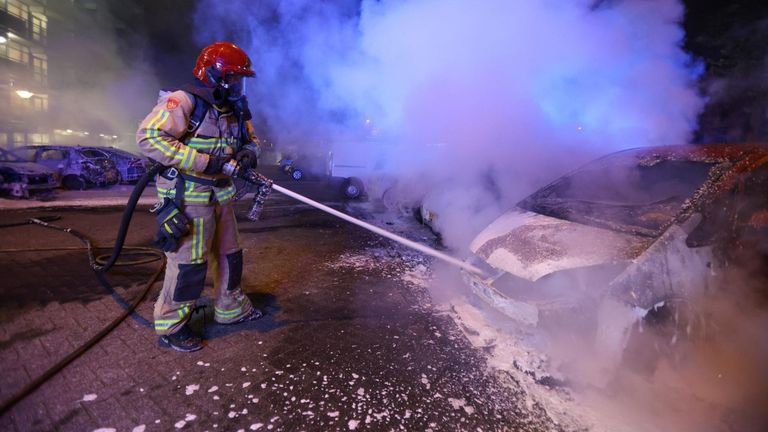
[0,182,559,431]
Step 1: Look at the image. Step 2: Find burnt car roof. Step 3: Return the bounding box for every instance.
[629,143,768,167]
[471,143,768,285]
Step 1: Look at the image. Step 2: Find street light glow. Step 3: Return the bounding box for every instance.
[15,90,34,99]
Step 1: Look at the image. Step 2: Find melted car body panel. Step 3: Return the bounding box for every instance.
[470,209,649,282]
[464,144,768,335]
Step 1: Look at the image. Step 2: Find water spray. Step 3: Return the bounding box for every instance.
[273,183,485,275]
[224,161,486,276]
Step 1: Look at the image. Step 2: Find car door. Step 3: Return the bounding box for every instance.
[35,148,70,176]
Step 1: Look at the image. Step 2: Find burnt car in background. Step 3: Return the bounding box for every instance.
[464,144,768,360]
[0,148,59,199]
[21,145,120,190]
[82,146,149,183]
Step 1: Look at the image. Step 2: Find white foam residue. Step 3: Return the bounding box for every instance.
[82,393,97,402]
[448,398,466,410]
[174,420,186,429]
[208,386,219,393]
[402,264,431,288]
[93,429,116,432]
[243,382,252,388]
[348,419,360,430]
[185,414,196,421]
[185,384,200,395]
[328,411,340,417]
[250,424,264,430]
[131,425,146,432]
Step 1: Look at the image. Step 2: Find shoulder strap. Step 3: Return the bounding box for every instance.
[185,92,210,139]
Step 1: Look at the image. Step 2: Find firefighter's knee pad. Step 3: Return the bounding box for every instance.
[226,250,243,291]
[173,262,207,302]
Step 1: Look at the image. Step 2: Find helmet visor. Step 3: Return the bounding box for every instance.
[223,74,247,101]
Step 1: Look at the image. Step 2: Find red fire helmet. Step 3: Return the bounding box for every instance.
[193,41,255,86]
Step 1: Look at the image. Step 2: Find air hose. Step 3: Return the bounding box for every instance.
[0,164,166,415]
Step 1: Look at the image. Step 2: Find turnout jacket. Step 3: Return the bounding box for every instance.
[136,90,260,206]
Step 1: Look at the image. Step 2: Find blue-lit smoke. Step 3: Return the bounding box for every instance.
[194,0,704,249]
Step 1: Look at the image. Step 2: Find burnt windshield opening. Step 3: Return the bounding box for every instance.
[519,158,716,236]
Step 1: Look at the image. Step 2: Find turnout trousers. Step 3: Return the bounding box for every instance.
[154,202,255,335]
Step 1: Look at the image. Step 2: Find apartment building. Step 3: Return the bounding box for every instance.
[0,0,147,150]
[0,0,49,149]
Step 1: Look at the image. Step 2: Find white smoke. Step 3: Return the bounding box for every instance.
[194,0,703,249]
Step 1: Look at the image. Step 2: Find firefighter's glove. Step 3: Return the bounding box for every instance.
[203,155,232,175]
[235,148,258,170]
[153,198,191,252]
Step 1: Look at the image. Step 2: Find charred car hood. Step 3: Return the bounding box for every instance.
[0,162,54,175]
[469,209,652,281]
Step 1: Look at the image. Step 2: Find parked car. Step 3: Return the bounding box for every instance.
[21,145,120,190]
[0,148,59,199]
[462,144,768,360]
[82,146,149,183]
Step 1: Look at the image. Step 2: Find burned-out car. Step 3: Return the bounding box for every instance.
[464,144,768,357]
[21,145,120,190]
[0,148,59,199]
[82,146,149,183]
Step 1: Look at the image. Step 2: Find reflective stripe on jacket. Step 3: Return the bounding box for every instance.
[136,90,257,206]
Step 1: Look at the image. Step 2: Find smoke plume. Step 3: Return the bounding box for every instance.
[192,2,768,431]
[42,3,160,149]
[193,0,703,249]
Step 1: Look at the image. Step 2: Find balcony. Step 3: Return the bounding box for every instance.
[0,9,28,37]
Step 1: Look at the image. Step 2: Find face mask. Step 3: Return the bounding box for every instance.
[223,75,247,101]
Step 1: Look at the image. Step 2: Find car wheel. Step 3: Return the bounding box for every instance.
[62,175,86,191]
[291,168,304,181]
[341,177,364,199]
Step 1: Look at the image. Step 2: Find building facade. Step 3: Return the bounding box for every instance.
[0,0,49,149]
[0,0,148,151]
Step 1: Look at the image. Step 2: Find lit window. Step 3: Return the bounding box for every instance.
[32,54,47,84]
[31,94,48,112]
[0,40,30,64]
[32,14,47,42]
[28,133,50,145]
[5,0,29,22]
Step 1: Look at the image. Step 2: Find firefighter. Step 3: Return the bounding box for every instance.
[136,41,263,352]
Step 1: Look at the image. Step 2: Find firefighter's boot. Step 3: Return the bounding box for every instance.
[159,322,203,352]
[222,307,263,325]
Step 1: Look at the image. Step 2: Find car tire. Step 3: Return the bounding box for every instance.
[62,175,86,191]
[291,168,304,181]
[341,177,364,199]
